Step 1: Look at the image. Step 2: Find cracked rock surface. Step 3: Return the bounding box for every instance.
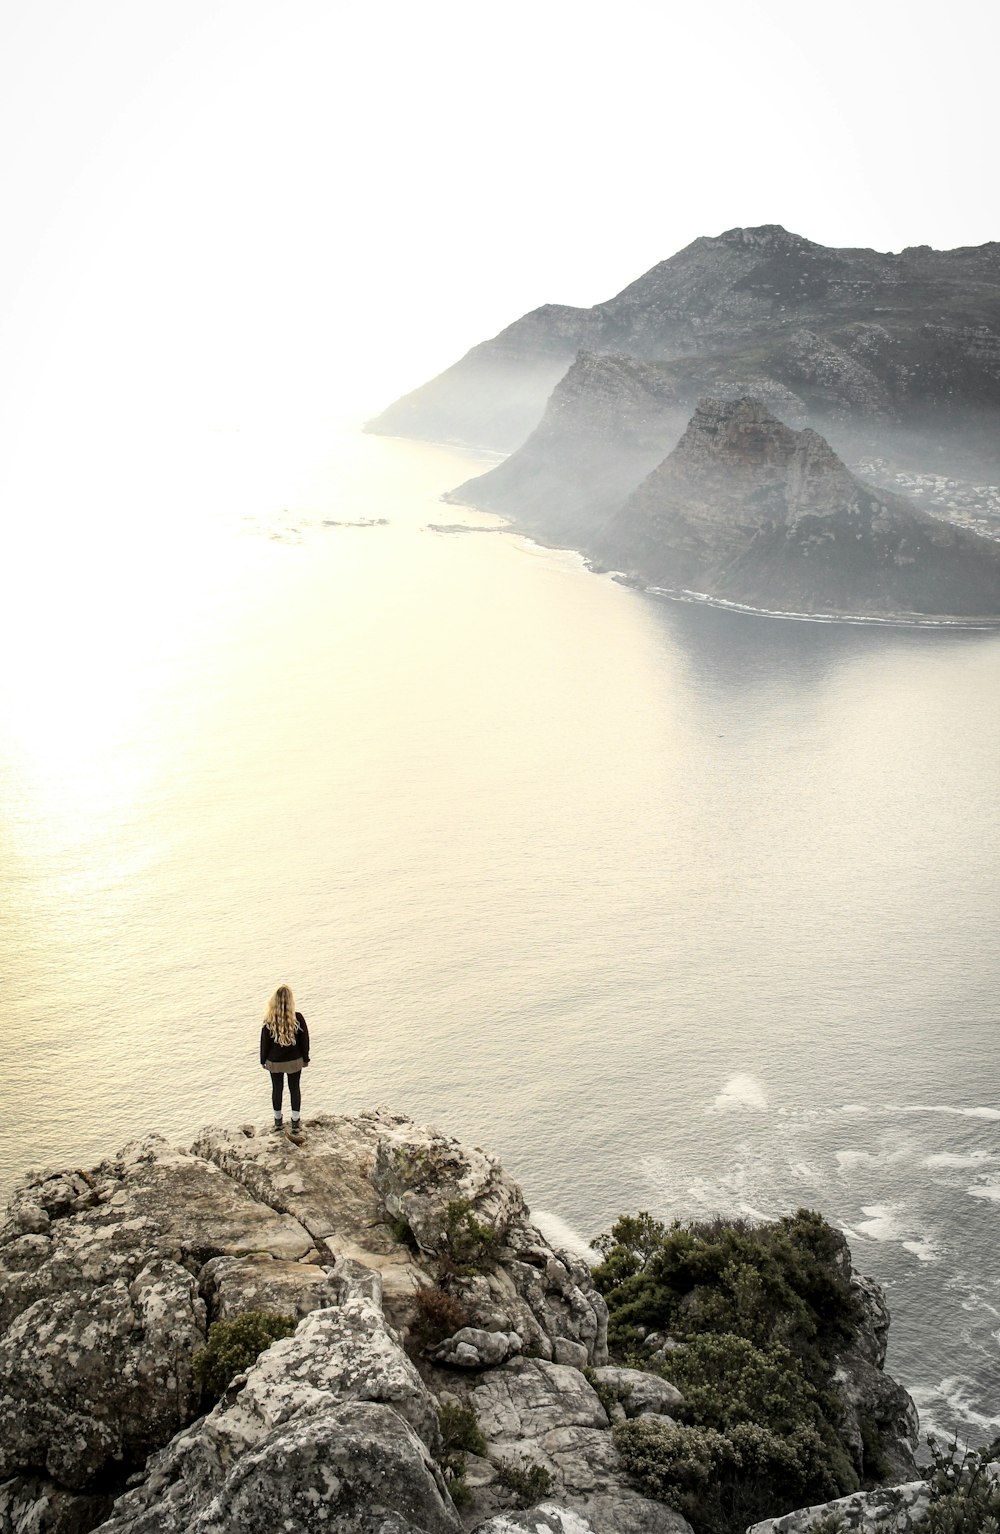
[1,1110,663,1534]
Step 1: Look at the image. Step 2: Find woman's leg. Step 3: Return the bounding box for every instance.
[288,1071,302,1118]
[271,1072,284,1119]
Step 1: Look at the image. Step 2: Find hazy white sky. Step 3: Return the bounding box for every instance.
[0,0,995,445]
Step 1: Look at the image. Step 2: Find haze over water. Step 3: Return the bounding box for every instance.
[2,423,1000,1450]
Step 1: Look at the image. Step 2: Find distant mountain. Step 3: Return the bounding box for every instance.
[592,397,1000,622]
[370,225,1000,463]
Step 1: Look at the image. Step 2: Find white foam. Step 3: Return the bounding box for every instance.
[909,1377,1000,1440]
[710,1073,768,1113]
[531,1208,602,1265]
[966,1177,1000,1203]
[886,1103,1000,1121]
[837,1149,878,1171]
[857,1203,904,1242]
[902,1236,939,1263]
[840,1104,870,1115]
[924,1152,995,1170]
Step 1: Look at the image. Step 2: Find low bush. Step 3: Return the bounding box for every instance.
[413,1284,471,1343]
[193,1310,298,1400]
[442,1198,499,1274]
[439,1401,487,1456]
[922,1436,1000,1533]
[494,1456,553,1508]
[441,1452,474,1507]
[593,1208,859,1383]
[614,1416,852,1534]
[594,1209,866,1534]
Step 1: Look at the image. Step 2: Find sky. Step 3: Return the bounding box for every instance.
[0,0,995,471]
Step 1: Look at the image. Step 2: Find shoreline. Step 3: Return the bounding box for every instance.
[442,495,1000,632]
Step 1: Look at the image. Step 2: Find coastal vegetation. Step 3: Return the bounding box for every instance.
[593,1208,866,1533]
[193,1310,298,1402]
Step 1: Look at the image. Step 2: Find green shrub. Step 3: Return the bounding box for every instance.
[594,1209,867,1534]
[439,1401,487,1456]
[613,1416,853,1534]
[193,1310,298,1400]
[593,1208,859,1383]
[659,1332,816,1435]
[389,1217,418,1249]
[441,1452,474,1506]
[494,1457,553,1508]
[442,1198,499,1274]
[923,1436,1000,1533]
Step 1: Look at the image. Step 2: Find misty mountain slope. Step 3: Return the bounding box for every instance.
[444,352,693,545]
[593,397,1000,620]
[369,225,1000,454]
[447,311,1000,547]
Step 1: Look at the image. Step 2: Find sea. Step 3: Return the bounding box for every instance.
[2,418,999,1453]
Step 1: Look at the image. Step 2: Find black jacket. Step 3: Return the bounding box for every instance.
[260,1012,310,1066]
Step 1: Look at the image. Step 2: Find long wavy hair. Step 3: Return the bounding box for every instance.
[263,985,298,1046]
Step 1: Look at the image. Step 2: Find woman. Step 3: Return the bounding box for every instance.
[260,985,310,1136]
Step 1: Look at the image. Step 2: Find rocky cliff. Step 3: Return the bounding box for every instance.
[0,1110,918,1534]
[591,398,1000,621]
[370,226,1000,475]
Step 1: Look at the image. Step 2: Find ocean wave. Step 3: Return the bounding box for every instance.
[909,1377,1000,1442]
[531,1208,601,1265]
[924,1151,996,1170]
[709,1073,768,1113]
[966,1176,1000,1203]
[885,1103,1000,1121]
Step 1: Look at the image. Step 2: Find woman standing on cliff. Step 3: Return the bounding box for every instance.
[260,985,310,1138]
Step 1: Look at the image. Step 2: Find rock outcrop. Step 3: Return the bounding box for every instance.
[594,397,1000,620]
[0,1109,919,1534]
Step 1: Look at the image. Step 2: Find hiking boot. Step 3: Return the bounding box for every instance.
[287,1121,305,1142]
[271,1118,284,1133]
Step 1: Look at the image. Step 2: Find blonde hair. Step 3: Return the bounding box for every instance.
[263,985,298,1046]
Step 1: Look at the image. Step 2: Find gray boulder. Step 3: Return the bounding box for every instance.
[0,1476,114,1534]
[587,1367,683,1422]
[746,1479,930,1533]
[101,1403,459,1534]
[469,1359,691,1534]
[472,1507,599,1534]
[370,1120,526,1255]
[445,1235,609,1367]
[0,1258,205,1489]
[832,1274,919,1482]
[429,1326,523,1369]
[95,1261,442,1533]
[193,1113,428,1304]
[198,1253,340,1322]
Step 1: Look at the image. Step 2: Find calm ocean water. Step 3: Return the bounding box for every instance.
[2,421,999,1449]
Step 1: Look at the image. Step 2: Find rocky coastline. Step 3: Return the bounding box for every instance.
[1,1110,925,1534]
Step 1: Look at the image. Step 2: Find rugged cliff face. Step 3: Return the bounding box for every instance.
[593,398,1000,620]
[0,1110,919,1534]
[370,226,1000,468]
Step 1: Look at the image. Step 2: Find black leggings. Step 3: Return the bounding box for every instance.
[271,1071,301,1113]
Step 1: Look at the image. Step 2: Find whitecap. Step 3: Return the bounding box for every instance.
[966,1177,1000,1203]
[709,1073,768,1113]
[902,1237,939,1263]
[856,1203,903,1242]
[910,1377,1000,1440]
[836,1149,878,1171]
[924,1152,995,1170]
[531,1208,602,1265]
[885,1103,1000,1121]
[840,1104,870,1115]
